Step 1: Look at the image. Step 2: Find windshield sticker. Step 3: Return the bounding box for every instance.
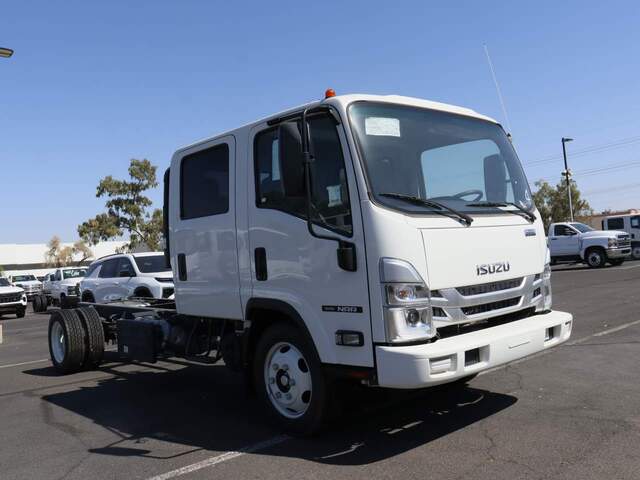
[365,117,401,137]
[326,184,342,207]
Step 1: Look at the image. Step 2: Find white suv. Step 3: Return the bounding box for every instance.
[79,252,174,304]
[0,277,27,318]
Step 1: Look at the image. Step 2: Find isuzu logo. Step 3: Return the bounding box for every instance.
[476,261,510,276]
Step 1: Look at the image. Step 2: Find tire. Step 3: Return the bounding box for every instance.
[133,288,153,298]
[48,310,86,374]
[253,323,331,436]
[76,307,105,369]
[36,294,48,312]
[585,248,606,268]
[32,295,42,312]
[16,307,26,318]
[609,259,625,267]
[81,291,96,303]
[632,246,640,260]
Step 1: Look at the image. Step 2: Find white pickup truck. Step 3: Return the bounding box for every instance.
[548,222,631,267]
[34,267,87,312]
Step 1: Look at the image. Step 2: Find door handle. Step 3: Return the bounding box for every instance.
[255,247,267,281]
[177,253,187,281]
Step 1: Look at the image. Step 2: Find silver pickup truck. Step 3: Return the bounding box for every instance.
[548,222,631,267]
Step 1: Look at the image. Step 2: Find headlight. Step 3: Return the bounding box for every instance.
[380,258,436,344]
[608,238,617,248]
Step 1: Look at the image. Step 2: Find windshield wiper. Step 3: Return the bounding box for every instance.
[379,193,473,226]
[466,201,536,223]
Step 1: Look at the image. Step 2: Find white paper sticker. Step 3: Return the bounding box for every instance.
[326,184,342,207]
[365,117,401,137]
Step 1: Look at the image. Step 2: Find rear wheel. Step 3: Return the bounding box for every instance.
[133,288,153,298]
[585,248,606,268]
[48,310,86,374]
[81,291,96,303]
[632,246,640,260]
[76,307,105,369]
[254,323,331,436]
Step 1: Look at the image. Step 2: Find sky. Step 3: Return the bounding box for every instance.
[1,1,640,243]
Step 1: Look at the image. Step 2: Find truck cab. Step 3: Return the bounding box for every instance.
[164,93,572,431]
[548,221,631,267]
[601,214,640,259]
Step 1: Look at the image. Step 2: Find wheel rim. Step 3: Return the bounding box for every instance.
[50,321,66,364]
[588,252,602,266]
[263,342,312,419]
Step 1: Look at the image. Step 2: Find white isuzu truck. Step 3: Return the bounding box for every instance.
[47,92,573,435]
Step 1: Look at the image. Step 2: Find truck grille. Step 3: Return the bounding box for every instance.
[456,277,523,296]
[617,235,631,247]
[0,293,22,304]
[461,297,521,316]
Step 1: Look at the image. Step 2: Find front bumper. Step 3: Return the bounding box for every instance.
[375,310,572,388]
[606,247,631,259]
[0,300,27,313]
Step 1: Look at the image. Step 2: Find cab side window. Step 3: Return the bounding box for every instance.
[254,115,352,235]
[54,270,62,281]
[117,258,136,277]
[607,217,624,230]
[99,259,119,278]
[630,216,640,229]
[181,144,230,219]
[554,225,574,236]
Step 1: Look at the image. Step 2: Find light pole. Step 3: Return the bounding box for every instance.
[0,47,13,58]
[562,137,574,221]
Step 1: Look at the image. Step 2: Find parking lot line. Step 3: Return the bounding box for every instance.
[0,358,49,369]
[146,435,290,480]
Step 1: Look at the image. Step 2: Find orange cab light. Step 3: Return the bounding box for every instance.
[325,88,336,98]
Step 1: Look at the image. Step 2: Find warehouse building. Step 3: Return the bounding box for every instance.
[0,241,127,277]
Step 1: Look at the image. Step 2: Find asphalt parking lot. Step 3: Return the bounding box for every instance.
[1,261,639,480]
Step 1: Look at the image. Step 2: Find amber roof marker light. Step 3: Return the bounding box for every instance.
[0,47,14,58]
[324,88,336,99]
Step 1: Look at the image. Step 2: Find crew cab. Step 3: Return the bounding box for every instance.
[0,277,27,318]
[548,222,631,267]
[79,252,174,304]
[47,92,573,435]
[8,274,43,300]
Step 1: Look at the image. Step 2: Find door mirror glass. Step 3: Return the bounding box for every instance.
[277,122,306,198]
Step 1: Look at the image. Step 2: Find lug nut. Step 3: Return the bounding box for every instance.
[275,392,282,399]
[272,363,279,371]
[282,364,289,371]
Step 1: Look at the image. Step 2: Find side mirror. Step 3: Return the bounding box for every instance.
[277,122,306,198]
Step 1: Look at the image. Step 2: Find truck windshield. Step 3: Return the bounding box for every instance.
[134,255,171,273]
[571,223,594,233]
[348,102,533,215]
[0,278,10,287]
[12,275,36,282]
[63,269,86,279]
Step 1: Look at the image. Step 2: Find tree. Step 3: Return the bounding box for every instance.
[45,236,94,267]
[533,177,592,231]
[78,159,163,252]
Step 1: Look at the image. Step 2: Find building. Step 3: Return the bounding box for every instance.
[583,209,640,229]
[0,241,128,277]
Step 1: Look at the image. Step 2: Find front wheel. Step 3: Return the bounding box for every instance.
[254,323,331,436]
[16,307,26,318]
[585,248,606,268]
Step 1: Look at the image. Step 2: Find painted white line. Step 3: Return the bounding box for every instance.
[146,435,290,480]
[0,358,48,369]
[480,318,640,376]
[612,263,640,270]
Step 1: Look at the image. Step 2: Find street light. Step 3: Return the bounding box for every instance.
[562,137,574,221]
[0,47,13,58]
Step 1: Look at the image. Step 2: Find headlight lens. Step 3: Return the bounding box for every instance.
[608,238,617,248]
[383,283,435,343]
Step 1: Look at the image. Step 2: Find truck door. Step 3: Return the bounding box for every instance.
[170,136,243,319]
[247,114,373,368]
[550,224,579,255]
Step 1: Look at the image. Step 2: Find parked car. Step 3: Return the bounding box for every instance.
[79,252,174,304]
[601,214,640,259]
[0,277,27,318]
[548,222,631,267]
[8,274,43,300]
